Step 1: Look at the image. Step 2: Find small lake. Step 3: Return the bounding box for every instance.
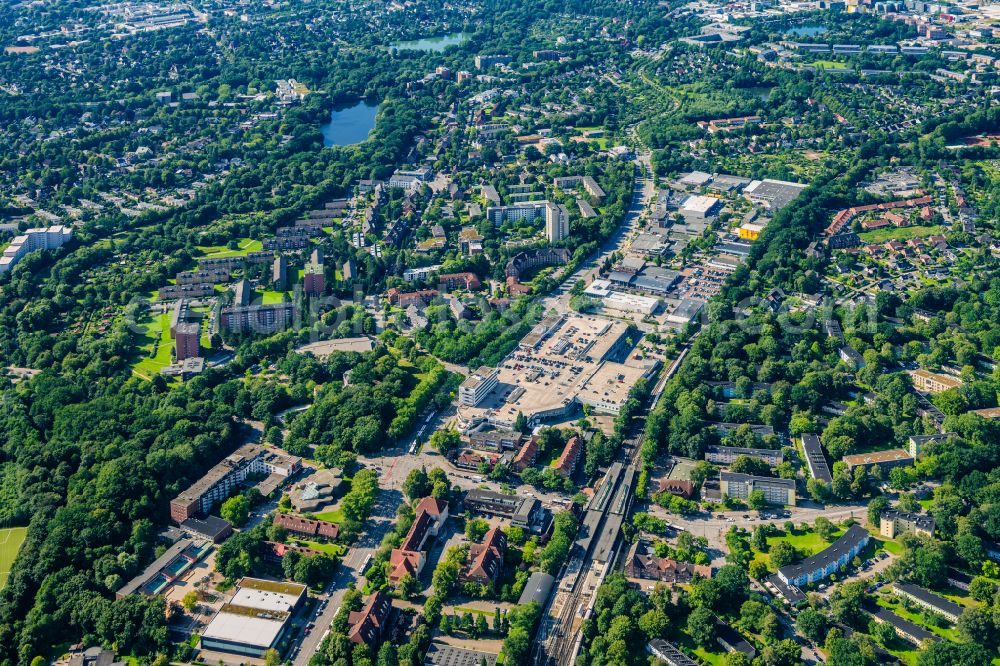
[787,25,828,37]
[391,32,470,52]
[744,86,772,101]
[320,101,379,147]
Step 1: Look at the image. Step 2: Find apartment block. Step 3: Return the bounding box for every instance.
[880,509,934,539]
[174,322,201,361]
[219,303,294,335]
[169,445,300,523]
[908,369,963,393]
[719,472,795,506]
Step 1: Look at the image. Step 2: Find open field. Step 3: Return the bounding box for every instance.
[195,238,263,259]
[131,312,175,379]
[0,527,28,590]
[314,508,347,525]
[807,59,849,69]
[857,224,944,244]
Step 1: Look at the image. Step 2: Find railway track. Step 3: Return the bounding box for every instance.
[530,333,697,666]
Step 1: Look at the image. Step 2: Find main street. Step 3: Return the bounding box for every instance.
[292,489,400,666]
[543,148,655,311]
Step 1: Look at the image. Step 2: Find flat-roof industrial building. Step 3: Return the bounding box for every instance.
[200,578,306,657]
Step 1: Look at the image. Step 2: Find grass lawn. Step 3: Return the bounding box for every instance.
[876,596,959,642]
[195,238,263,258]
[857,224,943,244]
[0,527,28,590]
[807,59,849,69]
[769,527,844,553]
[261,290,287,305]
[454,606,493,616]
[314,508,347,524]
[131,312,177,379]
[668,629,725,666]
[878,538,904,556]
[290,539,346,556]
[752,526,846,570]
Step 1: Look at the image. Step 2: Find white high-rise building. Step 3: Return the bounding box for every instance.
[544,202,569,243]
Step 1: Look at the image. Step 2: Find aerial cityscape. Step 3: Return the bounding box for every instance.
[1,0,1000,665]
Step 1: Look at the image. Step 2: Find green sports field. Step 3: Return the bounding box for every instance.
[0,527,28,590]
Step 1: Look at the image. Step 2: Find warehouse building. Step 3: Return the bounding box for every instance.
[200,578,306,657]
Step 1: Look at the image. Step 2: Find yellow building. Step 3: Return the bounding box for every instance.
[738,223,764,241]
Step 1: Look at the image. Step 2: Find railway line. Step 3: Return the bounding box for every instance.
[530,335,695,666]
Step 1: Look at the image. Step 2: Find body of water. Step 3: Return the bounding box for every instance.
[745,86,772,102]
[787,25,828,37]
[391,32,470,52]
[320,102,379,147]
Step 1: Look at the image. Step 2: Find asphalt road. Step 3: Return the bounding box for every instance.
[647,501,869,561]
[541,150,654,312]
[292,489,402,665]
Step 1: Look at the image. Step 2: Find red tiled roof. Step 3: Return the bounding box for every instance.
[554,436,583,476]
[414,497,448,518]
[464,527,507,584]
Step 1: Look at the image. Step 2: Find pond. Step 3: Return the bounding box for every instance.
[391,32,470,52]
[787,25,828,37]
[744,86,772,102]
[320,101,379,147]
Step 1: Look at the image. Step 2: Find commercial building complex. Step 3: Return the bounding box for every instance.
[743,178,808,211]
[457,314,659,432]
[464,489,552,538]
[459,366,500,407]
[200,578,306,657]
[777,525,870,587]
[719,472,796,506]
